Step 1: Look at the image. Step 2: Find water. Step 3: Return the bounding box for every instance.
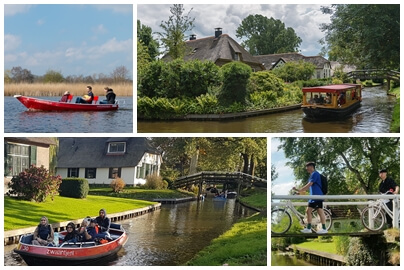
[4,199,257,266]
[271,251,313,266]
[137,86,395,133]
[4,96,133,133]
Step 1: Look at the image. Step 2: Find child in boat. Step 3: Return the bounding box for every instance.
[59,91,71,102]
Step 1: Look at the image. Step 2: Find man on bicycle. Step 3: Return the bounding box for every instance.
[378,168,399,228]
[294,162,328,234]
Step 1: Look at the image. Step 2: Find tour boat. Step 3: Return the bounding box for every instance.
[13,223,127,266]
[301,84,362,120]
[14,95,119,111]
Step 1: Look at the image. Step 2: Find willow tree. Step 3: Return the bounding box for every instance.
[279,137,400,194]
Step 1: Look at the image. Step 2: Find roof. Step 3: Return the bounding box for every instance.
[302,84,361,93]
[254,52,330,70]
[5,137,57,147]
[163,34,264,69]
[57,137,161,168]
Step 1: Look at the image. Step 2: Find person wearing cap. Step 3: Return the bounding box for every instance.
[59,91,71,102]
[378,168,399,228]
[293,162,328,234]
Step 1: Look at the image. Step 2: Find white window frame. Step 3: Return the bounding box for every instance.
[108,142,126,154]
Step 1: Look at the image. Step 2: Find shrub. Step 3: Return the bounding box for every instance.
[110,178,126,193]
[271,61,316,82]
[59,178,89,198]
[219,62,252,106]
[144,174,165,190]
[248,71,284,94]
[7,165,62,202]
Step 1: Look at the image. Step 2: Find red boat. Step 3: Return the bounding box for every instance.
[14,95,119,111]
[14,223,127,265]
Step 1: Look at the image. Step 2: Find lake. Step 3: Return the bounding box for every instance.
[4,96,133,133]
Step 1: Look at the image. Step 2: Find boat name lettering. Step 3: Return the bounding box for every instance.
[46,249,75,256]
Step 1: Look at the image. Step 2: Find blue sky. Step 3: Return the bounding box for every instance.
[137,4,331,57]
[5,4,133,78]
[271,138,297,195]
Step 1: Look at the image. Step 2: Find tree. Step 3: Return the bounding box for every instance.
[219,62,252,106]
[236,14,302,55]
[320,4,400,69]
[157,4,195,59]
[10,66,34,83]
[137,20,159,60]
[110,65,130,83]
[43,69,64,83]
[271,61,316,82]
[278,137,400,194]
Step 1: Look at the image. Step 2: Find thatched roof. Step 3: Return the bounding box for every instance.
[5,137,57,147]
[57,137,160,168]
[254,52,330,70]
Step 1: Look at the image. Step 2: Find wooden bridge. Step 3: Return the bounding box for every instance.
[173,171,267,197]
[346,69,400,89]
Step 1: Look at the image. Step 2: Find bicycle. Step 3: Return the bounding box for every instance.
[360,192,400,231]
[271,194,333,234]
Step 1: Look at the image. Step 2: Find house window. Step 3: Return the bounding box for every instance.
[5,143,30,176]
[68,168,80,177]
[108,142,126,154]
[233,52,242,61]
[109,168,121,179]
[85,168,97,179]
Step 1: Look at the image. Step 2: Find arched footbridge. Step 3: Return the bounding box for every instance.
[346,69,400,89]
[173,171,267,197]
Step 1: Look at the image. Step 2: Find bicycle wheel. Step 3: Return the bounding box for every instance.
[361,206,385,231]
[311,208,333,232]
[271,209,292,234]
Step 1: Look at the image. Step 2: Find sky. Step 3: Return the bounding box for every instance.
[271,138,297,196]
[4,4,133,78]
[137,4,331,57]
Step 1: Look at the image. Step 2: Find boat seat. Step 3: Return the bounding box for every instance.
[92,96,99,104]
[67,95,73,103]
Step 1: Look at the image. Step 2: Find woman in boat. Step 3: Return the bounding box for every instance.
[32,216,54,246]
[95,208,111,239]
[63,222,79,243]
[99,87,116,104]
[59,91,71,102]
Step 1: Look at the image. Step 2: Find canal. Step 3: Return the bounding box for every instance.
[4,199,257,266]
[137,86,395,133]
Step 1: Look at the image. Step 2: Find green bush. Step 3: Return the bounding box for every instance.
[7,165,62,202]
[248,71,284,94]
[59,178,89,198]
[271,61,316,82]
[219,62,252,105]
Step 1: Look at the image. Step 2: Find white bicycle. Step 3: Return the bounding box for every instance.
[361,192,400,231]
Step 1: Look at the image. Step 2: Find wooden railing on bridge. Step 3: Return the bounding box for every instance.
[346,69,400,84]
[173,171,267,194]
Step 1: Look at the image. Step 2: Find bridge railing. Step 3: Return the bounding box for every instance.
[346,69,400,81]
[272,194,400,228]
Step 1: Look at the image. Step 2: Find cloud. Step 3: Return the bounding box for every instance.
[94,4,132,14]
[272,181,294,196]
[4,4,32,16]
[37,19,45,26]
[93,24,107,35]
[4,34,21,51]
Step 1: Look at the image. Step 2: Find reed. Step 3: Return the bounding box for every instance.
[4,82,133,97]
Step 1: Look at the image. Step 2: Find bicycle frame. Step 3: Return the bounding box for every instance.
[274,200,325,227]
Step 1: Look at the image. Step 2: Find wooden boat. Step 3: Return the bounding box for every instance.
[213,195,227,201]
[14,95,118,111]
[13,223,127,266]
[301,84,362,120]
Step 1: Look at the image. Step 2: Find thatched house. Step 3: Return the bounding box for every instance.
[56,137,162,185]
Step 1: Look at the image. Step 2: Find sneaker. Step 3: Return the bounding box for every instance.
[316,229,328,234]
[300,228,312,233]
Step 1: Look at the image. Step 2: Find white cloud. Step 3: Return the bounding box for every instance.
[37,19,45,26]
[4,34,21,51]
[93,24,107,35]
[272,181,294,196]
[4,4,32,16]
[94,4,132,14]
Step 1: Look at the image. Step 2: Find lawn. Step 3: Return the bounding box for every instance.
[4,195,157,231]
[238,188,267,210]
[88,186,195,200]
[294,239,338,254]
[187,213,267,266]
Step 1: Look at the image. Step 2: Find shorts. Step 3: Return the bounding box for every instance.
[308,201,323,209]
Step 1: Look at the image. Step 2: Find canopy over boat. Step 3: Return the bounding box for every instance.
[14,95,118,111]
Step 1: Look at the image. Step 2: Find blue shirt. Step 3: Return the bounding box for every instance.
[308,170,323,203]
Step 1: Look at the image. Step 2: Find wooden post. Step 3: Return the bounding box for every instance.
[386,79,391,90]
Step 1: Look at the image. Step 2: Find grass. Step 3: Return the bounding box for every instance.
[88,186,196,200]
[4,195,156,231]
[4,82,133,97]
[389,86,400,132]
[238,188,267,210]
[187,213,267,266]
[294,239,338,254]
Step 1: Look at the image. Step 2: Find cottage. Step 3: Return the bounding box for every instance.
[254,52,332,79]
[163,28,265,71]
[56,138,162,185]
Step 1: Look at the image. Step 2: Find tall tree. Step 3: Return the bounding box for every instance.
[137,20,159,60]
[236,14,302,55]
[320,4,400,69]
[157,4,195,59]
[10,66,34,83]
[278,137,400,194]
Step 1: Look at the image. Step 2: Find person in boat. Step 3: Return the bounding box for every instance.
[78,218,93,241]
[338,92,346,106]
[313,95,320,104]
[95,208,111,239]
[59,91,71,102]
[99,87,116,104]
[32,216,55,246]
[75,85,94,104]
[325,93,332,104]
[63,222,79,243]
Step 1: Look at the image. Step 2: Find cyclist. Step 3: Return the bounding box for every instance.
[378,168,399,228]
[294,162,328,234]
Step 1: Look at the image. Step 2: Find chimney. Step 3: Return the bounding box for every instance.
[189,34,196,40]
[214,27,222,38]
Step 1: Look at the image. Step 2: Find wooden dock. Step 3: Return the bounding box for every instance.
[293,246,346,265]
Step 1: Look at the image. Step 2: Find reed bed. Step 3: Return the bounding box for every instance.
[5,82,133,97]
